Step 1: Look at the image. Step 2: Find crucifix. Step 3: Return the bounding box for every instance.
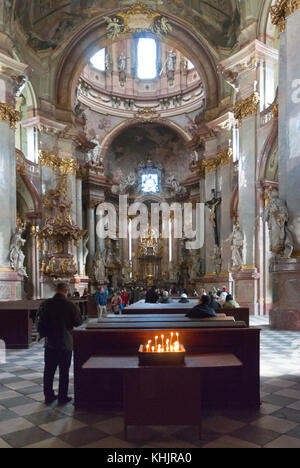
[205,189,222,246]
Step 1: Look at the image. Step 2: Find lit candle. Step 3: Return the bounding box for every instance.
[155,336,158,351]
[158,344,161,353]
[170,345,174,352]
[174,341,180,352]
[161,334,164,348]
[152,346,155,352]
[170,332,173,346]
[146,344,150,352]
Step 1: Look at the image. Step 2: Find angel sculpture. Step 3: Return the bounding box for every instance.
[155,17,173,37]
[104,16,123,40]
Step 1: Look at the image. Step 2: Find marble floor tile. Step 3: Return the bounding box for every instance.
[264,435,300,449]
[10,402,48,417]
[0,417,34,436]
[23,437,72,449]
[251,415,297,434]
[1,427,52,448]
[202,435,260,449]
[39,417,87,436]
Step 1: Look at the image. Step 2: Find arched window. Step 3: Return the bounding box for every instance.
[90,49,106,71]
[137,38,157,79]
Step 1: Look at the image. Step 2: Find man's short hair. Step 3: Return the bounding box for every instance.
[56,282,69,292]
[201,294,210,306]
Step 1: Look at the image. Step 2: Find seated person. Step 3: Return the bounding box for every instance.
[145,286,159,304]
[209,291,221,310]
[158,290,173,304]
[222,294,240,309]
[186,294,217,319]
[179,293,189,303]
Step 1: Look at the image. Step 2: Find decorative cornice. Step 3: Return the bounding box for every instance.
[234,93,260,121]
[38,151,78,174]
[0,102,20,128]
[270,0,300,32]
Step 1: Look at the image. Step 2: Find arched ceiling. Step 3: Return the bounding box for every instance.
[13,0,240,52]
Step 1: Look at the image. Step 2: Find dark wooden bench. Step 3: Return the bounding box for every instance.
[73,325,260,409]
[0,299,87,349]
[123,301,250,327]
[82,353,243,439]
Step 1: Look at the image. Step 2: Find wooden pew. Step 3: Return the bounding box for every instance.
[0,298,87,349]
[73,323,260,410]
[123,300,250,327]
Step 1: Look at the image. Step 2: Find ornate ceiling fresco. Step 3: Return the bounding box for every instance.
[105,123,192,183]
[12,0,240,52]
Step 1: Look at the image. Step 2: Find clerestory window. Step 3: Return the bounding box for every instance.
[137,38,157,80]
[90,48,106,71]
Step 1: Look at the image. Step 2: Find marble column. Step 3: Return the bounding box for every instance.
[0,51,31,300]
[86,203,96,274]
[270,7,300,329]
[233,109,260,315]
[76,176,84,276]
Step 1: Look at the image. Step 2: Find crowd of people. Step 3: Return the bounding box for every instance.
[70,284,240,322]
[186,286,240,319]
[36,282,240,405]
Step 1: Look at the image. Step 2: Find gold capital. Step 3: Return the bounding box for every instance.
[234,93,260,121]
[0,102,20,128]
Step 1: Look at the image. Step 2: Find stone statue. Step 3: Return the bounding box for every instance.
[92,250,107,283]
[122,261,131,283]
[9,225,28,278]
[166,175,186,196]
[230,223,244,272]
[88,136,100,164]
[118,52,127,72]
[263,188,289,254]
[166,51,176,72]
[169,261,179,282]
[111,172,137,194]
[189,254,201,280]
[104,246,114,267]
[211,245,222,276]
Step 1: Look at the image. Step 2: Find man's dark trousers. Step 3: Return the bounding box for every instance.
[44,348,72,401]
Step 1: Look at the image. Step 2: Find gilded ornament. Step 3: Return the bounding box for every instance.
[234,93,260,121]
[105,1,172,39]
[38,151,78,174]
[202,158,217,174]
[0,102,20,128]
[270,0,300,32]
[216,148,233,167]
[134,107,161,122]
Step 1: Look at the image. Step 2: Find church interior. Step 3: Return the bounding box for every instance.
[1,0,300,449]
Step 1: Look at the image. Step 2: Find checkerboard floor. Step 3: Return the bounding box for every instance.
[1,316,300,448]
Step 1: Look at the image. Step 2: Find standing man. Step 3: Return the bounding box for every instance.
[37,282,82,405]
[95,286,107,320]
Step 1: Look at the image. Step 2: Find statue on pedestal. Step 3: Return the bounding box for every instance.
[92,250,107,283]
[230,222,244,272]
[189,254,201,280]
[10,223,28,278]
[263,188,290,254]
[122,260,131,283]
[168,261,179,282]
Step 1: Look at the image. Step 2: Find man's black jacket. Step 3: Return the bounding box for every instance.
[37,293,82,351]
